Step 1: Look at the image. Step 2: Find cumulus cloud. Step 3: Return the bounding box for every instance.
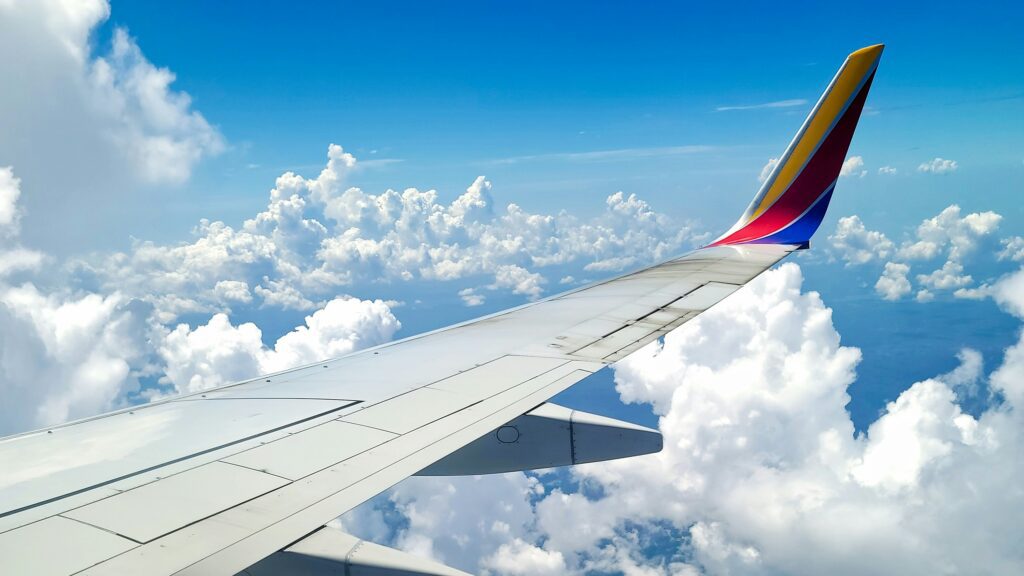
[0,167,46,277]
[897,205,1001,263]
[79,146,694,320]
[354,264,1024,575]
[848,205,1004,300]
[828,215,894,265]
[840,155,866,178]
[998,236,1024,262]
[875,262,912,300]
[0,284,152,434]
[878,166,897,175]
[157,297,399,394]
[0,161,403,430]
[88,28,224,184]
[916,260,972,291]
[917,157,958,174]
[459,287,486,307]
[0,0,222,249]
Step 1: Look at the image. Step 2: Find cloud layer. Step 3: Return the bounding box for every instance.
[829,204,1005,301]
[78,145,695,321]
[342,263,1024,575]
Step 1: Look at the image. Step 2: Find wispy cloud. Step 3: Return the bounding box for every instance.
[485,145,715,166]
[715,98,808,112]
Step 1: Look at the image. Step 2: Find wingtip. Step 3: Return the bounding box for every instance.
[850,44,885,60]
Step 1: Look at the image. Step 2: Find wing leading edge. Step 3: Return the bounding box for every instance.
[0,45,882,576]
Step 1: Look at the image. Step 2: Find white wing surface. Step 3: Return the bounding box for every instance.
[0,44,883,576]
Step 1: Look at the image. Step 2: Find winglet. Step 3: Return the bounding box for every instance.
[711,44,884,247]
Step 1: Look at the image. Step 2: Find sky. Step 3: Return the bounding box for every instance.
[1,1,1024,574]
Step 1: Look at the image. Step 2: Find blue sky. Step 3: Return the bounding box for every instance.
[72,1,1022,247]
[3,1,1024,574]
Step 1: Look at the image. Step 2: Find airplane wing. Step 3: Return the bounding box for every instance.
[0,44,883,576]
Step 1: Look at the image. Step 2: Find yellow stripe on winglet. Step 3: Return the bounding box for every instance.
[750,44,884,219]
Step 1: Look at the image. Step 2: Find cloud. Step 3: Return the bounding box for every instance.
[0,284,152,435]
[917,157,958,174]
[840,155,867,178]
[89,28,224,184]
[458,287,485,307]
[79,147,695,320]
[875,262,912,300]
[483,539,568,576]
[487,146,715,166]
[0,0,222,247]
[0,161,400,426]
[916,260,972,291]
[0,167,23,234]
[998,236,1024,262]
[157,297,399,394]
[828,215,893,265]
[757,158,779,183]
[715,99,808,112]
[878,166,897,175]
[0,167,46,277]
[896,205,1001,263]
[848,205,1004,300]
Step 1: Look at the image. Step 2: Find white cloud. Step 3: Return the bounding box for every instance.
[81,147,694,320]
[459,287,485,307]
[0,167,46,277]
[491,265,545,300]
[916,260,972,291]
[875,262,912,300]
[998,236,1024,262]
[856,205,1004,301]
[917,157,958,174]
[758,158,779,183]
[213,280,252,304]
[0,0,222,246]
[878,166,897,175]
[897,205,1001,263]
[991,268,1024,320]
[0,167,23,234]
[840,155,866,178]
[157,297,399,394]
[828,215,893,265]
[716,99,807,112]
[0,284,151,434]
[88,29,224,184]
[483,539,568,576]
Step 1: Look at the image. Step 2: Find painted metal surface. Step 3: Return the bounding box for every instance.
[0,516,136,576]
[225,421,397,480]
[0,398,357,523]
[64,461,288,543]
